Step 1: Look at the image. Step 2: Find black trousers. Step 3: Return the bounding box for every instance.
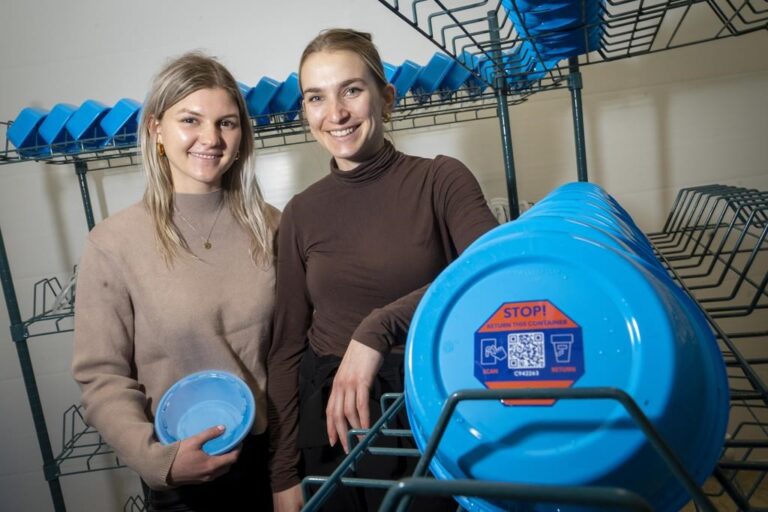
[298,348,456,512]
[144,431,272,512]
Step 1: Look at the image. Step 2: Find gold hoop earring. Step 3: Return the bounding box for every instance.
[235,151,240,161]
[383,111,391,123]
[157,142,165,157]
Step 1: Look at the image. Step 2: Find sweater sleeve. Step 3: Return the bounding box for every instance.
[352,156,498,352]
[72,237,178,490]
[267,201,312,492]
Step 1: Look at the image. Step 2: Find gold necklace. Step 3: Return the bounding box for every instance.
[174,201,224,250]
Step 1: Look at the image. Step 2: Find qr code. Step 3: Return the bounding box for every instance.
[507,332,545,369]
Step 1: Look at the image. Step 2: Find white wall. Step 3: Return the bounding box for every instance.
[0,1,766,510]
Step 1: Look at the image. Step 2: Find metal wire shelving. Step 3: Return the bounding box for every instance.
[376,0,768,217]
[0,1,765,511]
[377,0,768,92]
[0,87,532,165]
[652,185,768,511]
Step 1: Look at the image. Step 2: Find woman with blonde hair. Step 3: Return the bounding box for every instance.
[73,52,277,511]
[267,29,498,511]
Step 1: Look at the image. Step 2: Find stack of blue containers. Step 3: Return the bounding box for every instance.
[496,0,604,87]
[7,98,142,156]
[405,182,729,511]
[4,26,605,160]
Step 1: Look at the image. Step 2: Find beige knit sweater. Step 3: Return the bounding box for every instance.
[72,190,276,489]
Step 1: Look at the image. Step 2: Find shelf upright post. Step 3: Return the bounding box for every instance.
[74,160,96,231]
[0,228,67,512]
[568,56,589,182]
[488,11,521,220]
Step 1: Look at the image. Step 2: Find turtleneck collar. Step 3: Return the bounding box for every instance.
[329,140,398,186]
[174,189,225,217]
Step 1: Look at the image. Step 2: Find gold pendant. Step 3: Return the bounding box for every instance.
[204,241,212,250]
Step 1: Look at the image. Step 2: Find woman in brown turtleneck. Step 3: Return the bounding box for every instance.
[267,29,499,512]
[72,53,277,511]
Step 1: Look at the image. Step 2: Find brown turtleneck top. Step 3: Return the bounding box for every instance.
[267,142,498,491]
[72,190,277,489]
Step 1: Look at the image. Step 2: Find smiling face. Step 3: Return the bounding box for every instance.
[300,50,395,171]
[155,87,242,194]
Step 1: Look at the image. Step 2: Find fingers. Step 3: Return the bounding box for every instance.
[326,382,371,453]
[326,392,338,447]
[356,383,371,430]
[191,424,226,448]
[326,385,350,452]
[325,340,384,453]
[344,387,362,431]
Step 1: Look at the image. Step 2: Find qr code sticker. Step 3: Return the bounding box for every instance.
[507,332,546,369]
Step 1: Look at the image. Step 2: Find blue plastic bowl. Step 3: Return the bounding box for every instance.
[100,98,142,146]
[38,103,79,153]
[236,81,251,100]
[66,99,111,149]
[7,107,50,157]
[392,60,422,101]
[383,62,400,84]
[247,76,281,125]
[154,370,256,455]
[268,73,301,122]
[412,52,456,101]
[439,58,473,100]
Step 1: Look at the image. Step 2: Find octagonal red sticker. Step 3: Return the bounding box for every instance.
[474,300,584,405]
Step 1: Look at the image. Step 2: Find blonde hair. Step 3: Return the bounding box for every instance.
[138,51,274,265]
[299,28,389,92]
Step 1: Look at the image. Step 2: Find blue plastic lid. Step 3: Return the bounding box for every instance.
[154,370,255,455]
[405,230,728,511]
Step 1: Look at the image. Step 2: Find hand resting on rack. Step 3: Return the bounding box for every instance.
[326,339,385,453]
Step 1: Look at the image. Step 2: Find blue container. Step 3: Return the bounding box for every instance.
[38,103,78,153]
[7,107,49,157]
[268,73,301,122]
[471,47,552,92]
[155,370,255,455]
[405,183,729,512]
[412,53,455,101]
[100,98,141,147]
[391,60,421,101]
[459,51,489,95]
[504,0,604,61]
[247,76,281,125]
[66,100,111,150]
[383,62,400,84]
[236,81,251,100]
[524,203,654,257]
[439,56,473,100]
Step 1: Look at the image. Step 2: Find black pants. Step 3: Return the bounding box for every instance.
[144,431,272,512]
[298,348,456,512]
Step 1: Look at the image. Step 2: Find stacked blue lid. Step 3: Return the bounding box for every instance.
[405,181,728,512]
